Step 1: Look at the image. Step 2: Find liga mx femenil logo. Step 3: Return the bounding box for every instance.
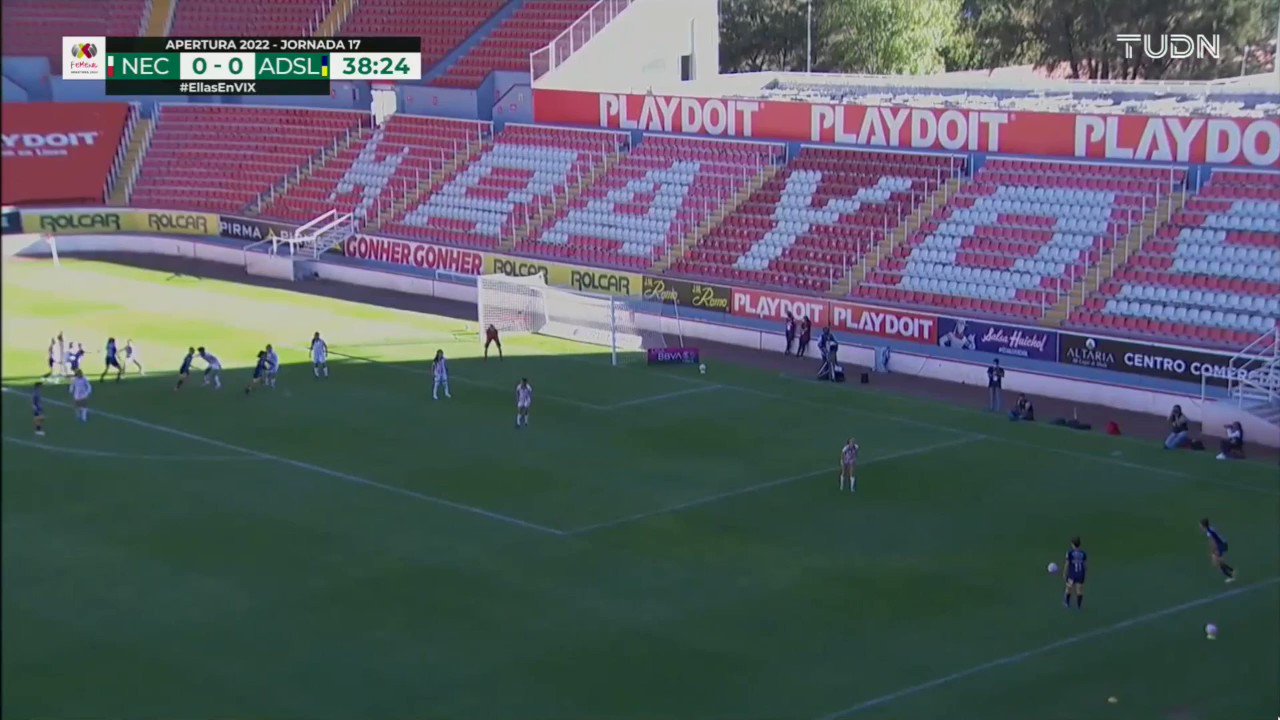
[62,36,106,79]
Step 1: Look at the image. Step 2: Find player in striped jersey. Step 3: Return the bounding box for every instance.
[69,370,92,423]
[432,350,451,400]
[515,378,533,428]
[310,332,329,378]
[840,437,859,493]
[264,344,279,388]
[125,339,144,374]
[198,347,222,389]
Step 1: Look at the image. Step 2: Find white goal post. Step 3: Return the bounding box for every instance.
[476,273,665,365]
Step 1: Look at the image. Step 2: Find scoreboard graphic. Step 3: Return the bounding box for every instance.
[63,36,421,95]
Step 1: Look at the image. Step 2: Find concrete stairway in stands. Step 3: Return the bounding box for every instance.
[145,0,177,36]
[108,117,153,206]
[830,177,962,296]
[652,164,780,275]
[317,0,358,36]
[250,126,372,216]
[1040,192,1185,326]
[361,140,488,234]
[498,152,623,253]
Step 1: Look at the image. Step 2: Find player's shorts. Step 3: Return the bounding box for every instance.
[206,364,222,373]
[252,370,264,380]
[313,355,327,365]
[33,408,43,418]
[47,357,54,368]
[485,336,500,346]
[1066,572,1086,586]
[73,395,89,404]
[179,367,190,376]
[1215,543,1228,557]
[106,357,121,368]
[518,402,531,410]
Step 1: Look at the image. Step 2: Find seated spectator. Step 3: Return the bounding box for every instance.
[1216,422,1245,460]
[1009,394,1035,421]
[1164,405,1191,450]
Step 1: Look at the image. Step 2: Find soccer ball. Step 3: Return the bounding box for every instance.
[1047,562,1059,574]
[699,363,707,374]
[1205,623,1218,640]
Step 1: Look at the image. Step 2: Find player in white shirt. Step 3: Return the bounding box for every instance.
[310,332,329,378]
[515,378,533,428]
[840,437,860,493]
[432,349,451,400]
[264,344,280,388]
[69,370,92,422]
[197,346,222,389]
[125,338,144,374]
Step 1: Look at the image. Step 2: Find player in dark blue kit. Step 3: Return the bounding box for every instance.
[175,347,195,390]
[245,350,269,395]
[100,337,123,383]
[68,343,86,375]
[32,382,45,436]
[1062,536,1087,609]
[1200,518,1236,583]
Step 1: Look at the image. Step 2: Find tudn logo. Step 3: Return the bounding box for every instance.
[70,43,98,59]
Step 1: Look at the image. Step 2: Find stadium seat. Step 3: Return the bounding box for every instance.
[339,0,505,76]
[1,0,147,71]
[434,0,597,88]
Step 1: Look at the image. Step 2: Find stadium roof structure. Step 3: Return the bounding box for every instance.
[646,67,1279,119]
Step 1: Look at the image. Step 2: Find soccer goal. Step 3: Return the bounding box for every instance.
[476,273,665,365]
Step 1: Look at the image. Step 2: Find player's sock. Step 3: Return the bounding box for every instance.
[1076,595,1083,608]
[1063,593,1070,607]
[1220,563,1234,577]
[323,366,329,377]
[850,476,856,492]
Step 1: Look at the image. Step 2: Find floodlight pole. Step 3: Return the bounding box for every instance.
[806,0,813,74]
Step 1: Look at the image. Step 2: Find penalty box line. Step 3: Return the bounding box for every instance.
[312,346,723,411]
[567,435,984,536]
[813,576,1280,720]
[1,388,567,537]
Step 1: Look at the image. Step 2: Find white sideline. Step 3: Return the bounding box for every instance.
[813,576,1280,720]
[1,388,567,537]
[567,435,983,535]
[651,370,1280,498]
[607,383,724,408]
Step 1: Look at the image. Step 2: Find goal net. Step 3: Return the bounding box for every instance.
[476,273,665,365]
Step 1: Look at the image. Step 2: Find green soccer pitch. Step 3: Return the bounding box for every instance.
[3,259,1278,720]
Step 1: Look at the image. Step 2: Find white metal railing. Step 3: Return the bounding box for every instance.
[136,0,154,35]
[104,102,142,202]
[1224,327,1280,407]
[122,111,157,204]
[529,0,637,84]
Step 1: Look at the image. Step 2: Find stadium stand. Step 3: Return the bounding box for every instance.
[1070,169,1280,350]
[339,0,505,76]
[528,135,785,271]
[1,0,147,71]
[130,105,368,215]
[168,0,329,37]
[259,115,488,224]
[670,147,963,293]
[380,124,627,251]
[434,0,595,88]
[856,158,1185,321]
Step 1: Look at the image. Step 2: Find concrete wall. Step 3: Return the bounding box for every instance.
[540,0,720,93]
[1,57,52,101]
[402,85,479,120]
[2,75,30,103]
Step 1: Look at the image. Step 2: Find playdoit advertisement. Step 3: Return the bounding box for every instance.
[22,209,220,236]
[485,253,642,297]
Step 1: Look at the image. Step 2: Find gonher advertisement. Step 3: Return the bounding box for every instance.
[344,235,485,276]
[1059,333,1256,387]
[486,254,642,296]
[1,103,131,205]
[938,317,1058,360]
[533,89,1280,167]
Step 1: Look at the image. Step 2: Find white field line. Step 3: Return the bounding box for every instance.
[4,435,263,461]
[813,576,1280,720]
[316,346,728,411]
[646,369,1279,498]
[306,346,611,411]
[567,435,983,535]
[1,388,566,536]
[606,384,724,409]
